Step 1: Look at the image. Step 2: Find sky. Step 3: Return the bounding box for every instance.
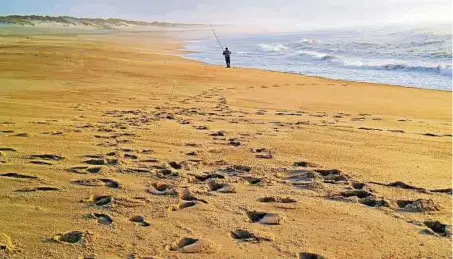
[1,0,452,29]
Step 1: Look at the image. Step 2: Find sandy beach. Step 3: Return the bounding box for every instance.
[0,30,451,258]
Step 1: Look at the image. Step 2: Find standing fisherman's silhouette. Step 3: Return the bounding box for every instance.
[210,25,231,68]
[223,47,231,68]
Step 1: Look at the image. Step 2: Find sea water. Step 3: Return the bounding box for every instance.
[184,25,452,91]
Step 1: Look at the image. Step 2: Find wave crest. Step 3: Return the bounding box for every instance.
[258,44,288,52]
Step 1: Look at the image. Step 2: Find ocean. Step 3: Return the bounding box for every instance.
[184,25,452,91]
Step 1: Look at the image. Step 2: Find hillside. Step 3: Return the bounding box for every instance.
[0,15,203,30]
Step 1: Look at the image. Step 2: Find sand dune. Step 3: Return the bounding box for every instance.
[0,30,451,258]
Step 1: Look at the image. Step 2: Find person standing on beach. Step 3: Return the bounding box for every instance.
[223,47,231,68]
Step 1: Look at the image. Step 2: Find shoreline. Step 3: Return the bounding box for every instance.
[179,31,452,92]
[179,49,453,93]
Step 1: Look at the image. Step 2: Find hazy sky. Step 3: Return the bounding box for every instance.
[1,0,451,29]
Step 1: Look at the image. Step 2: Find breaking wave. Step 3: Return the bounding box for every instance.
[257,43,288,52]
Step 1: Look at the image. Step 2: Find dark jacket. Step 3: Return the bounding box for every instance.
[223,50,231,57]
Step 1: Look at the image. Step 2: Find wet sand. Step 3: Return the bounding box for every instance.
[0,31,451,258]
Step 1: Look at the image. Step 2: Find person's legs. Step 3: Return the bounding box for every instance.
[226,57,231,68]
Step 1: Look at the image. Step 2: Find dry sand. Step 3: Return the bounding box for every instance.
[0,30,451,259]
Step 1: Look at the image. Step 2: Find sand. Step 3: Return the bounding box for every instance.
[0,30,451,259]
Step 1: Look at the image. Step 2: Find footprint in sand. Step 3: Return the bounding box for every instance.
[396,199,440,212]
[218,165,252,176]
[168,161,182,170]
[422,221,451,237]
[314,169,349,183]
[293,161,319,168]
[179,188,208,203]
[0,173,38,180]
[83,158,116,166]
[207,180,235,193]
[339,190,373,199]
[53,231,83,244]
[258,197,297,203]
[29,154,64,161]
[0,233,16,253]
[243,176,263,185]
[246,211,281,225]
[30,161,53,165]
[358,197,389,207]
[74,179,119,189]
[189,173,225,183]
[13,133,29,137]
[229,140,241,147]
[368,181,426,192]
[0,152,8,164]
[15,186,60,192]
[298,252,326,259]
[91,213,113,225]
[130,216,150,227]
[334,189,389,208]
[0,148,17,152]
[171,201,198,211]
[82,195,113,207]
[168,237,216,253]
[69,166,103,174]
[230,229,262,243]
[388,129,405,133]
[146,183,177,196]
[430,188,452,195]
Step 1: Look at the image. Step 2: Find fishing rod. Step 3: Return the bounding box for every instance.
[210,24,224,51]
